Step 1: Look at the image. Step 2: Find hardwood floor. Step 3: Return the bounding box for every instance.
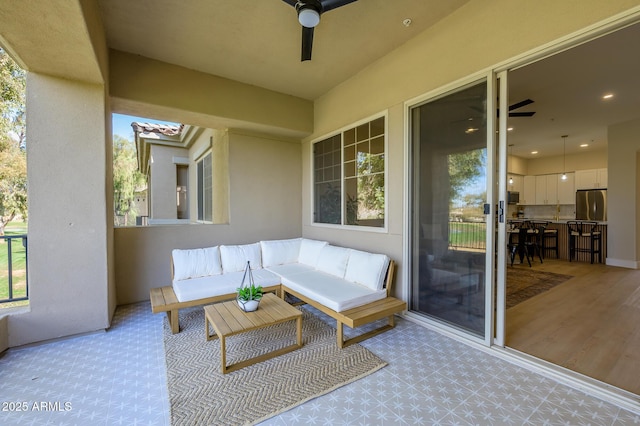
[506,258,640,396]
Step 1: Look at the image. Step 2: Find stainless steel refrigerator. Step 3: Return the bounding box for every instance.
[576,189,607,221]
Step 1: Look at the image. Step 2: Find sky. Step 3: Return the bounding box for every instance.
[112,113,180,140]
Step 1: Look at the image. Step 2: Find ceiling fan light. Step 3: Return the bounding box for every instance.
[298,8,320,28]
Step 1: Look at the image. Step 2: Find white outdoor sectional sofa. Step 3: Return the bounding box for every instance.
[150,238,406,347]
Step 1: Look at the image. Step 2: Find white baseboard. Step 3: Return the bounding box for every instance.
[605,258,640,269]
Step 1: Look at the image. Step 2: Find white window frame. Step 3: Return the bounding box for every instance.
[310,112,388,233]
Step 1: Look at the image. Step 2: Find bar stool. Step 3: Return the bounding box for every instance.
[524,221,544,264]
[507,221,527,266]
[542,226,559,259]
[567,220,602,264]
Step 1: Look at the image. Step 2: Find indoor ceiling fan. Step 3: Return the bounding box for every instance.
[282,0,358,61]
[500,98,536,117]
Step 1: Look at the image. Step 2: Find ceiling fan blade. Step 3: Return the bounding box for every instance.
[320,0,357,12]
[509,111,536,117]
[301,26,314,61]
[508,98,534,111]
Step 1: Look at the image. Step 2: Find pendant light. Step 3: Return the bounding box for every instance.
[561,135,568,181]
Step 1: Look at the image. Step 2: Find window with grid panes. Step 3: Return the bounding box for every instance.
[313,116,385,227]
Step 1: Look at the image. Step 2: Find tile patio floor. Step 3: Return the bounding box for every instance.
[0,302,638,425]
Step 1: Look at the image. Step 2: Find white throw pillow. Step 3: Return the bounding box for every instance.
[344,249,390,291]
[298,239,328,267]
[172,246,222,281]
[315,245,351,278]
[260,238,302,267]
[220,243,262,272]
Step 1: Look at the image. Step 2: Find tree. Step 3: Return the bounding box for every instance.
[448,149,486,203]
[113,134,146,226]
[0,48,27,236]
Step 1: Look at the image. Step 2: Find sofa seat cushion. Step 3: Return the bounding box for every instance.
[265,263,315,277]
[281,271,386,312]
[172,269,281,303]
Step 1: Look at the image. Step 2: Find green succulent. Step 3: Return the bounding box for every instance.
[236,284,263,302]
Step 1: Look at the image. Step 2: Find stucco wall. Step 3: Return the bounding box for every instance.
[114,131,302,303]
[149,145,189,219]
[9,74,111,347]
[109,50,313,139]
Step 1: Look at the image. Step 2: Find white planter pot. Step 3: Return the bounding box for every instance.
[238,299,260,312]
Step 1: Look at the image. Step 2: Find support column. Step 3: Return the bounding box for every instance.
[9,73,112,346]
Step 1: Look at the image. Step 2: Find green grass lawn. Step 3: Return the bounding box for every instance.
[449,222,486,249]
[0,221,28,307]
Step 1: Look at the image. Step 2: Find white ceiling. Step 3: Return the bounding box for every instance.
[98,0,470,100]
[507,22,640,159]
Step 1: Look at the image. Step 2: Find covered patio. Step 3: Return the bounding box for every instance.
[1,0,640,423]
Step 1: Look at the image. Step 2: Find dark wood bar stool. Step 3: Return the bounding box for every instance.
[567,220,602,264]
[542,226,559,259]
[507,220,543,267]
[524,221,544,264]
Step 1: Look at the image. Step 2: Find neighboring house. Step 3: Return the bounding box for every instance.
[0,0,639,411]
[132,121,231,225]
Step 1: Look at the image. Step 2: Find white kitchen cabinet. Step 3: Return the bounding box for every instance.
[535,174,558,205]
[575,168,607,189]
[522,175,536,205]
[508,174,523,194]
[557,172,575,204]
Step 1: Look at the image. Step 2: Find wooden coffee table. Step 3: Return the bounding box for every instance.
[204,293,303,374]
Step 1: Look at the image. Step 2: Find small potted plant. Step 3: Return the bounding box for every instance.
[236,261,263,312]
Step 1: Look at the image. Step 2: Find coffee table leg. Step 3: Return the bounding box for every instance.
[296,316,302,347]
[220,335,227,374]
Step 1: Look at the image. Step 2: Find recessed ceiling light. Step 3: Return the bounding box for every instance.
[580,143,589,148]
[507,127,514,131]
[402,18,412,27]
[603,93,614,100]
[531,151,538,155]
[465,127,478,134]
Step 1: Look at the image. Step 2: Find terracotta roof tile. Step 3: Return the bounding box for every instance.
[131,122,183,136]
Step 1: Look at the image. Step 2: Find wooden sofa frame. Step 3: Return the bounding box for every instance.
[280,260,405,348]
[150,259,406,347]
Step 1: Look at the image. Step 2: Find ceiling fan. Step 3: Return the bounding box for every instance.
[282,0,358,61]
[500,98,536,117]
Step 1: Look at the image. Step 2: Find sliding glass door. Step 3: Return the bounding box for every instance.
[409,78,499,341]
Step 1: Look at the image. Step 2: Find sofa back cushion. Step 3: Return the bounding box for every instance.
[316,245,351,278]
[172,246,222,281]
[344,249,390,291]
[260,238,302,267]
[220,243,263,272]
[298,239,328,267]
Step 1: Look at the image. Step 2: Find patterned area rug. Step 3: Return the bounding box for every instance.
[163,307,387,426]
[507,269,573,308]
